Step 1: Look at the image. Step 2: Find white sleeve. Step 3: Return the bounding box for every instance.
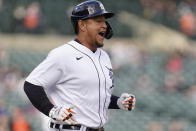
[26,50,64,89]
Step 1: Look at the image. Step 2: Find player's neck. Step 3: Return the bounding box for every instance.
[76,35,97,53]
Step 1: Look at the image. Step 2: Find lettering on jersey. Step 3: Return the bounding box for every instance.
[105,66,114,89]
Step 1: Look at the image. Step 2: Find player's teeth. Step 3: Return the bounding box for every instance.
[99,32,105,37]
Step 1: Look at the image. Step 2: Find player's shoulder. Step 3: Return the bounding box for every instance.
[49,40,75,56]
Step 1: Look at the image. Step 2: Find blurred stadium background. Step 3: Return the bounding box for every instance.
[1,0,196,131]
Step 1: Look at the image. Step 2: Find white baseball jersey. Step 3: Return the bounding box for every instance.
[26,40,114,128]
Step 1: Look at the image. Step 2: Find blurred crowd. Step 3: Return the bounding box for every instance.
[108,42,196,98]
[139,0,196,39]
[0,46,45,131]
[12,2,41,33]
[107,42,196,131]
[147,120,186,131]
[1,0,196,38]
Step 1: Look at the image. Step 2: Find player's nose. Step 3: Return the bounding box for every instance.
[103,21,107,29]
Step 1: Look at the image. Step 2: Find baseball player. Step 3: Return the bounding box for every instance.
[23,0,136,131]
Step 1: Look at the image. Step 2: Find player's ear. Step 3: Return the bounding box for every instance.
[78,20,86,33]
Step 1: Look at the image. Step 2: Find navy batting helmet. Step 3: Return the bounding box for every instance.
[71,0,114,35]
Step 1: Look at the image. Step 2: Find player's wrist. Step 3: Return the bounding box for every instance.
[49,106,57,118]
[117,97,124,109]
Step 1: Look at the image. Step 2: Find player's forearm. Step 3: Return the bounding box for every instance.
[23,81,54,116]
[108,95,120,109]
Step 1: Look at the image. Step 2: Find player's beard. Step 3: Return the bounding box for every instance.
[96,42,104,48]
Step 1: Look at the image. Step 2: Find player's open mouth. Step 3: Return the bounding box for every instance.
[98,31,105,38]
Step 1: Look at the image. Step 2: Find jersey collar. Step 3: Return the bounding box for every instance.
[69,40,100,57]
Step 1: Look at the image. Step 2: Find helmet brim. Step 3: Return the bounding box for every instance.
[104,12,114,19]
[81,11,114,20]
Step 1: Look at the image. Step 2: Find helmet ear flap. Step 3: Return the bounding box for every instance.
[71,17,79,34]
[105,21,113,39]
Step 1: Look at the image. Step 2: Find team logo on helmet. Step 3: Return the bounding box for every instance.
[88,5,95,15]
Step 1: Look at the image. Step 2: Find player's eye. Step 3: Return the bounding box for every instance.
[96,19,105,23]
[96,20,102,23]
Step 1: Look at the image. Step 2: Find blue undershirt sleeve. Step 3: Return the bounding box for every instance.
[23,81,54,116]
[109,95,120,109]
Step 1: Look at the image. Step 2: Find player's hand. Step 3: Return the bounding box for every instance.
[117,93,136,111]
[49,106,77,125]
